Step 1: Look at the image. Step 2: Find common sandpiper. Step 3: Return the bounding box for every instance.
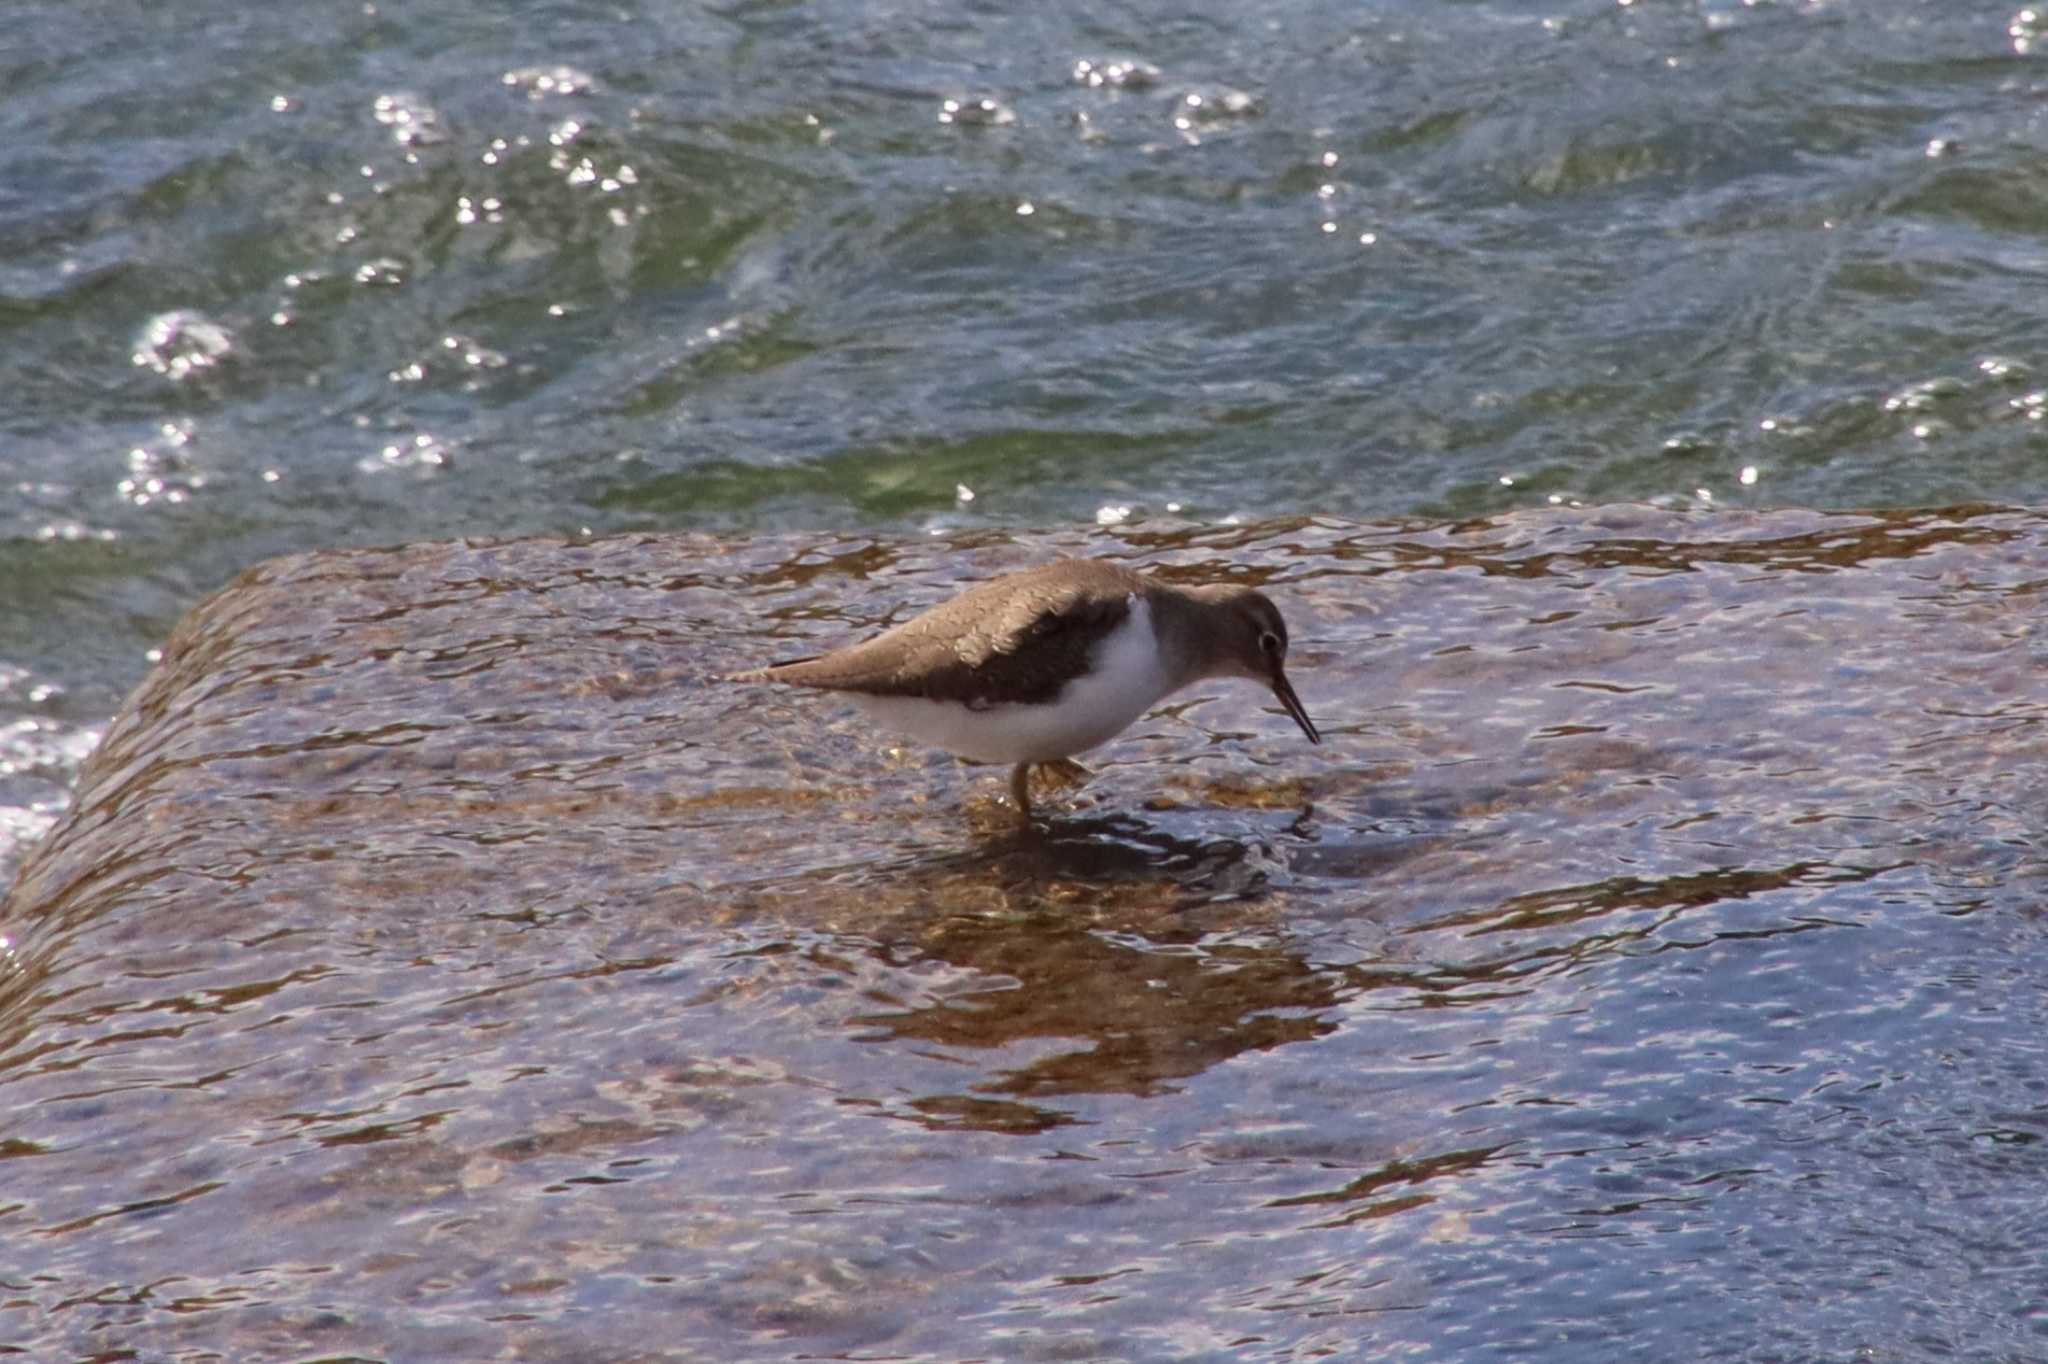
[726,557,1320,817]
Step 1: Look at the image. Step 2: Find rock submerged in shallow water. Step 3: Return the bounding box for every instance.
[4,508,2047,1362]
[8,507,2048,929]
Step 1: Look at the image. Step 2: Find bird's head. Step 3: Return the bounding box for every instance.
[1183,584,1321,745]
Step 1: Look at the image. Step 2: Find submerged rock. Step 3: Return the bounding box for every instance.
[3,508,2045,1361]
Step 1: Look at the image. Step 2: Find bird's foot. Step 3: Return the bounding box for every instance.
[1007,758,1094,823]
[1038,758,1092,787]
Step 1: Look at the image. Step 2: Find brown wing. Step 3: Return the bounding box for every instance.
[730,560,1143,707]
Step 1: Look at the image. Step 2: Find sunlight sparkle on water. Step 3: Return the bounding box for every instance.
[360,434,452,475]
[2013,8,2043,53]
[354,258,407,287]
[503,65,596,99]
[938,98,1015,127]
[132,311,234,380]
[371,92,445,147]
[1073,59,1160,89]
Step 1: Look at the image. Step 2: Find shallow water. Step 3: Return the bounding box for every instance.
[4,511,2044,1359]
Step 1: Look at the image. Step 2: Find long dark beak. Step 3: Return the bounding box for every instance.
[1269,666,1320,745]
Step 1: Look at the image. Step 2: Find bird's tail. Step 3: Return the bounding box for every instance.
[723,655,820,684]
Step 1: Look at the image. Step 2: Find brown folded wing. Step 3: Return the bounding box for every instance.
[740,560,1142,708]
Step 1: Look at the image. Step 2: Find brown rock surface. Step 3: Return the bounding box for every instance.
[2,509,2044,1360]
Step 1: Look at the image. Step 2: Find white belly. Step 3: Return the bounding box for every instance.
[851,599,1173,765]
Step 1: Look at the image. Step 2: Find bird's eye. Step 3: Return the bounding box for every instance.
[1259,631,1282,656]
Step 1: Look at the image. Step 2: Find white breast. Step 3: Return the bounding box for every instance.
[850,595,1175,765]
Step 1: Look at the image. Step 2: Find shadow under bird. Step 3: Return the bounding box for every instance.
[725,558,1321,817]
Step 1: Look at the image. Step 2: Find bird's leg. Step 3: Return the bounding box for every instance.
[1009,762,1034,818]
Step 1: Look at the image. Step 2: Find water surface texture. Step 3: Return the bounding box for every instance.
[5,1,2048,1356]
[3,511,2045,1359]
[8,0,2048,868]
